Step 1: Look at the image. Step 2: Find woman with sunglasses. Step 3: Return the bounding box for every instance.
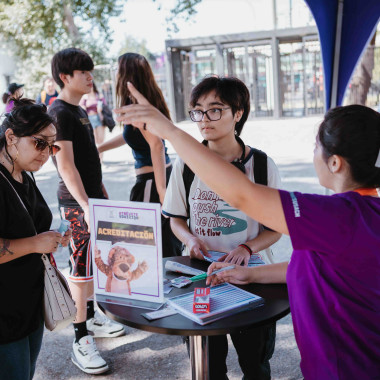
[0,98,71,380]
[98,52,181,257]
[116,82,380,380]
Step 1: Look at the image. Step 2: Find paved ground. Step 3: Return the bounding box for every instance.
[33,115,325,380]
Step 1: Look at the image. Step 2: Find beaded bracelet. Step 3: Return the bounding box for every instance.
[238,243,252,255]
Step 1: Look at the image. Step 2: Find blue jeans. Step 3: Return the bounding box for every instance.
[0,321,44,380]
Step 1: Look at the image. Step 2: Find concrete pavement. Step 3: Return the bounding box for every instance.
[33,116,324,379]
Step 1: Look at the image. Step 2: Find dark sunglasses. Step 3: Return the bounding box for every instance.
[31,136,61,156]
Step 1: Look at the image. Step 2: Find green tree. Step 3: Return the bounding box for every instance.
[0,0,123,95]
[0,0,201,95]
[118,36,153,60]
[0,0,122,60]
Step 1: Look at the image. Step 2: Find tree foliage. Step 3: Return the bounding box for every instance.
[0,0,200,95]
[0,0,123,61]
[154,0,202,34]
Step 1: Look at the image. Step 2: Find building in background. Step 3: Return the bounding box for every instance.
[165,0,324,121]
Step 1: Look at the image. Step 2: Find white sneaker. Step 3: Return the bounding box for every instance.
[86,311,125,338]
[71,335,109,374]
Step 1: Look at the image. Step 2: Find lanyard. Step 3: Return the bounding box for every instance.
[353,188,380,197]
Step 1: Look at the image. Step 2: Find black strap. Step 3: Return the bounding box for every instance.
[250,147,267,186]
[183,162,195,223]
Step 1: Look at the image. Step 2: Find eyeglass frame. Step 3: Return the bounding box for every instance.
[188,107,231,122]
[31,136,61,156]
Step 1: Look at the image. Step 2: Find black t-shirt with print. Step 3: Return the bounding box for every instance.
[49,99,104,206]
[0,164,52,344]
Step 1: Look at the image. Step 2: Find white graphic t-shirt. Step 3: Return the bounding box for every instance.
[162,148,281,263]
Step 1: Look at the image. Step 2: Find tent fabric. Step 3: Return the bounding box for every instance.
[305,0,380,109]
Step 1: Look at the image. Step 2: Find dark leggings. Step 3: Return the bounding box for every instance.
[208,323,276,380]
[0,321,44,380]
[185,323,276,380]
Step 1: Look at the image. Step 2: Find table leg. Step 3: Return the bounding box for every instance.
[189,335,209,380]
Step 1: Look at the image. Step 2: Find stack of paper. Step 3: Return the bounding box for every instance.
[203,250,265,267]
[167,283,264,325]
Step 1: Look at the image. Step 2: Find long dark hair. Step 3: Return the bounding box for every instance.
[0,98,55,160]
[318,104,380,188]
[2,93,10,105]
[116,53,171,120]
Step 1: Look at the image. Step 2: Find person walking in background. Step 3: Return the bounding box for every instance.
[80,82,106,160]
[162,76,281,380]
[2,83,24,112]
[0,98,71,380]
[117,82,380,380]
[48,48,124,375]
[98,52,181,257]
[36,77,59,108]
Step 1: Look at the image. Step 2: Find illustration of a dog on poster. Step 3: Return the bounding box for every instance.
[94,243,148,295]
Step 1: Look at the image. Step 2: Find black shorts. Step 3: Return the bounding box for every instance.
[60,206,93,282]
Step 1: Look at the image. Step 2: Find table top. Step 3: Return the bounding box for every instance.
[98,256,290,336]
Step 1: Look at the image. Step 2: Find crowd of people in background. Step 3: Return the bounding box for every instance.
[0,45,379,380]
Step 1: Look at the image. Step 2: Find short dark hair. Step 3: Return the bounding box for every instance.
[51,48,94,88]
[190,75,250,136]
[318,104,380,188]
[0,98,55,151]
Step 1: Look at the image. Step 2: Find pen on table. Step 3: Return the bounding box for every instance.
[190,265,235,282]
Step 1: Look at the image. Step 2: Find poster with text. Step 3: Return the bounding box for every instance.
[89,199,164,304]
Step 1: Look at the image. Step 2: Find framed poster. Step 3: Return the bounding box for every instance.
[89,199,164,307]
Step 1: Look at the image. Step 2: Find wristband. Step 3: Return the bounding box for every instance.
[238,243,252,255]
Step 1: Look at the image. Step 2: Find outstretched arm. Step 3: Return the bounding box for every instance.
[205,261,288,286]
[141,129,167,204]
[97,133,125,153]
[114,83,289,235]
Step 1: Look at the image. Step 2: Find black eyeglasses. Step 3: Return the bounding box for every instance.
[188,107,230,122]
[31,136,61,156]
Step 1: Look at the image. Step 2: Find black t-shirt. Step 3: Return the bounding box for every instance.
[48,99,104,206]
[0,164,52,344]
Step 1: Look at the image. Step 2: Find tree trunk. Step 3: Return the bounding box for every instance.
[348,32,376,105]
[62,1,80,44]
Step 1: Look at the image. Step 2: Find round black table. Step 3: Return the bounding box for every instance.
[98,256,290,380]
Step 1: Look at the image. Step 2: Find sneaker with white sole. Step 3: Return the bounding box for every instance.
[86,311,125,338]
[71,335,109,374]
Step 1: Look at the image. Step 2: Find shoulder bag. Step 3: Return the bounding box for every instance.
[101,103,116,132]
[0,170,77,331]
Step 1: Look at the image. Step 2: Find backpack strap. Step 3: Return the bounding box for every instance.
[41,90,47,104]
[183,163,195,220]
[251,147,267,186]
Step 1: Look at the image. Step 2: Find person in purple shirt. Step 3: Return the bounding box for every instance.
[114,82,380,380]
[2,83,24,113]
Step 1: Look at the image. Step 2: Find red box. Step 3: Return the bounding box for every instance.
[193,287,210,314]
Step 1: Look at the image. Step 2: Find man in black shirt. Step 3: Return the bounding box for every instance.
[49,48,124,375]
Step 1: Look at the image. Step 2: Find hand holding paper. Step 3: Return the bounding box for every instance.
[206,262,254,286]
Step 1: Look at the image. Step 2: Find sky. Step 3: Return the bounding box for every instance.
[109,0,275,55]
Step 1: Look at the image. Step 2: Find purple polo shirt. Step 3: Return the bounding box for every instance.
[280,190,380,380]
